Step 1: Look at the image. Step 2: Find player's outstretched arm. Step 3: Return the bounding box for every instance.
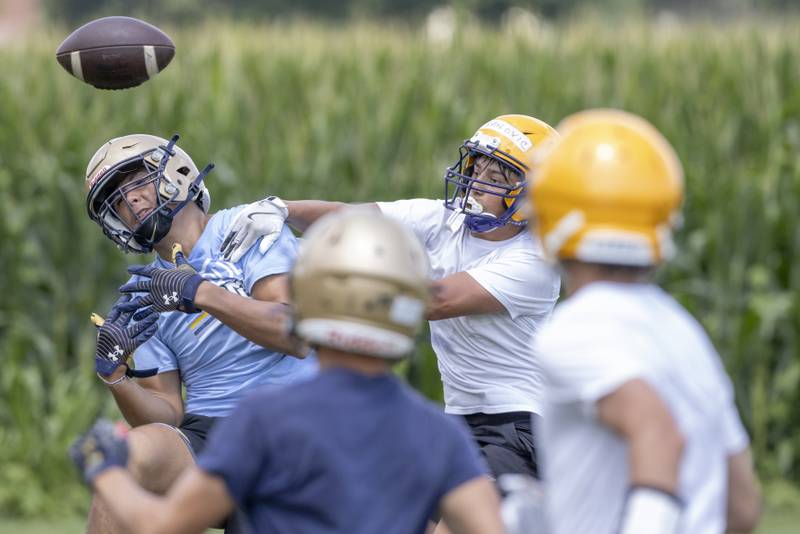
[725,448,762,532]
[93,467,234,534]
[71,418,233,534]
[438,477,504,534]
[285,200,378,232]
[221,197,379,262]
[92,297,184,427]
[193,273,309,357]
[597,378,685,534]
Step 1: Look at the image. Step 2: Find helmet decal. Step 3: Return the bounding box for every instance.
[480,119,533,152]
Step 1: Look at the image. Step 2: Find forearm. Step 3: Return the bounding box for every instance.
[726,448,762,532]
[104,373,182,427]
[427,273,505,321]
[439,478,504,534]
[194,282,307,356]
[598,380,684,492]
[286,200,377,232]
[626,422,684,492]
[92,465,233,534]
[94,468,183,534]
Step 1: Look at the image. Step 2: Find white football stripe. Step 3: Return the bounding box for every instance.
[144,46,159,78]
[70,51,84,82]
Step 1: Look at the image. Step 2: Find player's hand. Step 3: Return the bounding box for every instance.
[94,294,159,377]
[118,247,205,313]
[221,196,288,263]
[499,474,547,534]
[69,419,129,485]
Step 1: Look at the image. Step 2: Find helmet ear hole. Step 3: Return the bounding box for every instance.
[176,166,191,176]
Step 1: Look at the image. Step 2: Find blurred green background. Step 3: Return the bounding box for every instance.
[1,0,800,531]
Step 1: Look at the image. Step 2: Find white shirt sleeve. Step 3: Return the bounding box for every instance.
[721,402,749,454]
[376,198,446,246]
[466,247,560,320]
[709,347,750,454]
[536,320,651,416]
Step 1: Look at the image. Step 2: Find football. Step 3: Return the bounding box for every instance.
[55,16,175,90]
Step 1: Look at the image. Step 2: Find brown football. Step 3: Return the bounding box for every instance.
[56,16,175,90]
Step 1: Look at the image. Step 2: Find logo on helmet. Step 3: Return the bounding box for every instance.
[89,165,111,190]
[481,119,532,152]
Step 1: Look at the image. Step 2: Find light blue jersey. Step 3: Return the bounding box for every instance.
[131,205,318,417]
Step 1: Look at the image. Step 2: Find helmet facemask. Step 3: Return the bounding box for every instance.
[444,142,527,233]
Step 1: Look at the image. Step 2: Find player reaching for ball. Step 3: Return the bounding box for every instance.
[71,210,504,534]
[221,115,562,482]
[83,133,317,533]
[529,109,762,534]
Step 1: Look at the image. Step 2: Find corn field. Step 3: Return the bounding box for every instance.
[0,18,799,517]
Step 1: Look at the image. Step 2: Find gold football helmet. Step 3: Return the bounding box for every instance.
[291,209,430,359]
[444,114,557,232]
[85,134,213,253]
[530,109,684,266]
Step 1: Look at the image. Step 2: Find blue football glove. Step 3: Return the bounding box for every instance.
[69,419,129,485]
[94,294,159,377]
[118,247,205,313]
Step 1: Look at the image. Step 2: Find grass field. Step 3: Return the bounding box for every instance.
[0,506,797,533]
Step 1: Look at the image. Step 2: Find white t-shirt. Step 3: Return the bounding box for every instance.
[534,282,749,534]
[377,199,560,415]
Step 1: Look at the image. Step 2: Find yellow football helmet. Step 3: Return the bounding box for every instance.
[291,209,431,359]
[530,109,683,266]
[444,114,557,232]
[85,134,213,253]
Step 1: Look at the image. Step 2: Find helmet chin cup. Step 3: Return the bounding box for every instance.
[465,213,504,233]
[132,209,173,251]
[463,195,486,215]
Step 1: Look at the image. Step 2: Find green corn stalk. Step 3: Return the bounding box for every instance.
[0,18,799,517]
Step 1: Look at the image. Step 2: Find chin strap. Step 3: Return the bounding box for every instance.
[164,162,215,219]
[129,136,215,251]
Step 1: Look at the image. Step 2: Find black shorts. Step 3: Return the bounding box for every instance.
[177,414,252,534]
[178,413,220,456]
[463,412,539,479]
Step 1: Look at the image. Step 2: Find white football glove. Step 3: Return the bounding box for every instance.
[221,196,289,263]
[499,474,548,534]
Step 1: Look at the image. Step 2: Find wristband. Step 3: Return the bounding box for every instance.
[619,485,682,534]
[97,372,128,386]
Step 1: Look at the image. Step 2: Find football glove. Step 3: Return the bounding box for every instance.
[94,294,159,377]
[118,246,205,313]
[220,196,288,263]
[69,419,129,485]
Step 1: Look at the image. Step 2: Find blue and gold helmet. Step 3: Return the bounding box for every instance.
[444,114,557,233]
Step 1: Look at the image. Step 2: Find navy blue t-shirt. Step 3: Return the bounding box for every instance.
[198,368,487,534]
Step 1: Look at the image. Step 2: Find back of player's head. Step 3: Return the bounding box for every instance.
[529,109,684,267]
[85,133,212,253]
[291,209,431,359]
